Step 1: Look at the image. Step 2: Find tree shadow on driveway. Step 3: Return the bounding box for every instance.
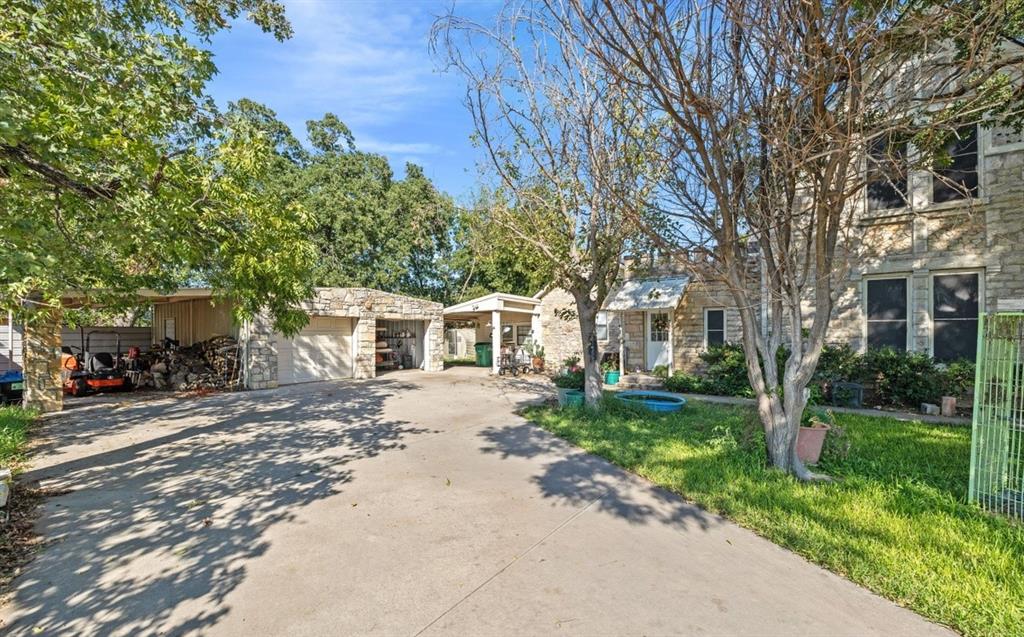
[478,422,721,533]
[4,380,432,636]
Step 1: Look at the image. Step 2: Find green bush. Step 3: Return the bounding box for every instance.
[663,371,705,393]
[698,344,755,397]
[861,347,944,407]
[942,359,976,399]
[552,368,584,390]
[814,343,866,383]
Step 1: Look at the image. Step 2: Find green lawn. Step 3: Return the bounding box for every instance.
[0,405,36,471]
[526,399,1024,637]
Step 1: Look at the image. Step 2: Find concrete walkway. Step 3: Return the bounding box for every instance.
[1,368,951,635]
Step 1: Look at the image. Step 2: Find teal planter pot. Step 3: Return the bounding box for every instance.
[557,388,585,407]
[604,371,620,385]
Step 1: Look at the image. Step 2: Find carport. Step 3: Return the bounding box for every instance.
[17,287,444,412]
[443,293,542,374]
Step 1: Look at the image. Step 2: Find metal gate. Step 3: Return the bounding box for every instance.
[969,313,1024,520]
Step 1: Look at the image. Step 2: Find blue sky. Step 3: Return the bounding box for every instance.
[207,0,496,202]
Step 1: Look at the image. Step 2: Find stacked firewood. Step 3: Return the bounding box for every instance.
[141,335,242,391]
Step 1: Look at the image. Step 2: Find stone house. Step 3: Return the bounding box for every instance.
[536,122,1024,374]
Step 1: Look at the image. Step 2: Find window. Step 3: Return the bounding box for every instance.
[649,312,669,342]
[704,309,725,347]
[932,126,978,203]
[163,318,175,340]
[933,273,980,362]
[866,134,908,211]
[596,311,608,341]
[500,324,513,345]
[515,324,531,346]
[866,278,908,351]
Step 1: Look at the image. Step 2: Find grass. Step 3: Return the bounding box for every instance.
[0,405,36,471]
[526,398,1024,637]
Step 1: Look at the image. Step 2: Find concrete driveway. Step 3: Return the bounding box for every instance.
[2,369,950,636]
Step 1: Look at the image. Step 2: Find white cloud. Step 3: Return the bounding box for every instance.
[273,0,453,128]
[356,137,444,155]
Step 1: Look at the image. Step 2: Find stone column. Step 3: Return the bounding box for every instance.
[245,312,278,390]
[23,313,63,412]
[425,317,445,372]
[353,316,377,379]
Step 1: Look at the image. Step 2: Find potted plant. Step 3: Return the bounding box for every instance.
[552,358,585,407]
[526,342,546,373]
[602,359,620,385]
[796,409,833,465]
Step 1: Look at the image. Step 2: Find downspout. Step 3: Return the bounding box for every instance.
[7,311,13,369]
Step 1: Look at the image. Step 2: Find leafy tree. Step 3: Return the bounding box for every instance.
[235,109,458,302]
[445,190,554,302]
[0,0,314,333]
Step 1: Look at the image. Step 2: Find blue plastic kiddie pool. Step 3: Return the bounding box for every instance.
[614,390,687,413]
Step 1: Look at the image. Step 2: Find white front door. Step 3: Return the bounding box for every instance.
[645,311,670,370]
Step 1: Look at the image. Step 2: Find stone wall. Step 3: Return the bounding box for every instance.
[22,314,62,413]
[672,280,743,373]
[244,312,278,390]
[537,287,623,369]
[830,136,1024,354]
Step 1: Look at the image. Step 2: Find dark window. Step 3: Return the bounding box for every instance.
[866,278,907,351]
[933,126,978,203]
[705,309,725,346]
[933,273,980,362]
[866,135,908,211]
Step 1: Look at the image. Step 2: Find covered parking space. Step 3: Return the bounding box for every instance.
[443,293,543,374]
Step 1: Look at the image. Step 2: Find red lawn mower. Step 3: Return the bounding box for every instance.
[61,329,133,397]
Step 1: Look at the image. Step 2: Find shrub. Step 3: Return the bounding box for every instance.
[942,359,976,399]
[663,371,705,394]
[699,344,755,397]
[651,364,669,380]
[552,368,584,390]
[862,347,943,407]
[814,343,866,384]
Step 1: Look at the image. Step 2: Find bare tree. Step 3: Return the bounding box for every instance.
[556,0,1022,477]
[432,3,657,405]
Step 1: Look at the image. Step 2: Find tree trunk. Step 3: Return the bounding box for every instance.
[755,376,826,481]
[574,293,603,407]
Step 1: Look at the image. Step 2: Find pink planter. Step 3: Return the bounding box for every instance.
[797,424,830,465]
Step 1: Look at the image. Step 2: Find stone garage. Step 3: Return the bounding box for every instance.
[20,287,444,412]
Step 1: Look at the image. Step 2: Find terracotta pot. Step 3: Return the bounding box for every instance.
[532,357,544,371]
[796,424,830,465]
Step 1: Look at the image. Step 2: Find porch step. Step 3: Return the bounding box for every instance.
[614,374,665,391]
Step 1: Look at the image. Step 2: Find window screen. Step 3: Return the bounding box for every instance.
[705,309,725,346]
[933,126,978,203]
[933,273,979,362]
[596,311,608,341]
[866,278,907,351]
[516,324,531,346]
[866,135,908,211]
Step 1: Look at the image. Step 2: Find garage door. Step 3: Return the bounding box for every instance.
[277,317,353,385]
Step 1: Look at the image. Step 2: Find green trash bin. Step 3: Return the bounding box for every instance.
[474,342,493,368]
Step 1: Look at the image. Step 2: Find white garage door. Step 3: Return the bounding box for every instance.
[277,316,353,385]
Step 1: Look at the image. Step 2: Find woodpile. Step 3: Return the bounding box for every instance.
[140,335,242,391]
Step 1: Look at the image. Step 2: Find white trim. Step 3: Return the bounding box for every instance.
[703,307,726,349]
[927,268,985,359]
[981,122,1024,156]
[595,311,609,341]
[861,274,912,353]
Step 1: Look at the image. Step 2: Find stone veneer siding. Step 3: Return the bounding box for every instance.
[538,280,746,374]
[829,130,1024,354]
[22,314,63,413]
[245,287,445,389]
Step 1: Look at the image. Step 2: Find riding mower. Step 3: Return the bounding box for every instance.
[61,329,133,397]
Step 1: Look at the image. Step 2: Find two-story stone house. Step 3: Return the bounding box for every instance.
[534,122,1024,374]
